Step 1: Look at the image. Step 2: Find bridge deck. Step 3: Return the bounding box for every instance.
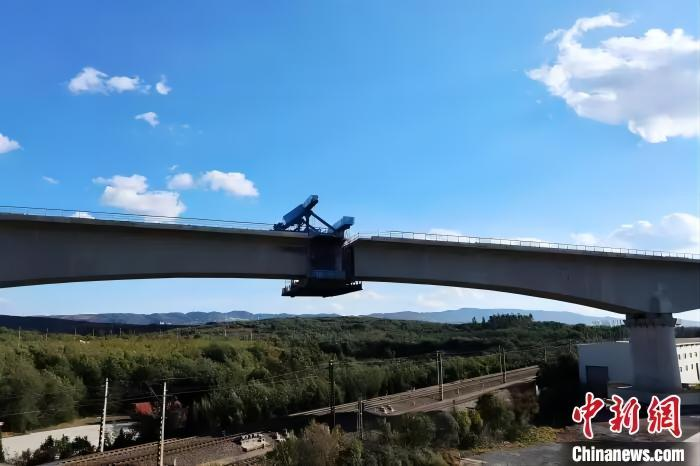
[1,212,698,314]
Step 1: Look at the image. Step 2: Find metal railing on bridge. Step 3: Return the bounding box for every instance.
[0,205,275,231]
[2,205,697,260]
[347,230,700,261]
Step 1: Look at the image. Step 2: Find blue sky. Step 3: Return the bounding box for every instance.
[0,1,698,318]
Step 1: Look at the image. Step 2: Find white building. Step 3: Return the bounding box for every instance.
[577,338,700,396]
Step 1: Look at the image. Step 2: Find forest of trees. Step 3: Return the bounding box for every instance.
[267,385,555,466]
[0,314,630,438]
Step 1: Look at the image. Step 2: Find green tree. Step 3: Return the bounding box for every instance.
[476,393,514,439]
[397,413,436,448]
[506,386,539,440]
[433,411,459,448]
[0,358,43,432]
[298,421,342,466]
[536,354,581,426]
[337,438,363,466]
[266,432,300,466]
[452,409,483,449]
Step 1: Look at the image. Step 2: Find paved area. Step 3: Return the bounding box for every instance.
[462,416,700,465]
[1,422,133,459]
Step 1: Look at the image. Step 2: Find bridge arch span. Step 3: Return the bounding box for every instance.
[349,237,700,315]
[2,214,698,316]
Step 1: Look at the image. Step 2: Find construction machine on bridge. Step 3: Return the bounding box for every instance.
[274,195,362,297]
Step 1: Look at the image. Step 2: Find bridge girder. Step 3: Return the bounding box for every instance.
[0,214,698,315]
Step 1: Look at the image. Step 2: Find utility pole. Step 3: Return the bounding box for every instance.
[0,421,5,463]
[157,382,167,466]
[436,351,444,401]
[544,346,548,363]
[98,378,109,452]
[501,347,507,383]
[45,328,48,341]
[497,346,503,380]
[569,339,573,355]
[17,327,21,348]
[328,360,336,428]
[356,399,364,440]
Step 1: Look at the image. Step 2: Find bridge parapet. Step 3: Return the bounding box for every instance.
[0,205,276,231]
[347,231,700,262]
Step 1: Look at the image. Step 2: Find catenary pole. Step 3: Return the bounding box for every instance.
[157,382,167,466]
[98,378,109,452]
[329,360,336,428]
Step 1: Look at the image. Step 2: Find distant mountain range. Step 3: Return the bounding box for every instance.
[0,314,168,334]
[369,309,624,325]
[45,308,700,327]
[50,311,338,325]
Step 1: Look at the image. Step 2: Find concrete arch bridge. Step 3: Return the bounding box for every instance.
[0,203,698,394]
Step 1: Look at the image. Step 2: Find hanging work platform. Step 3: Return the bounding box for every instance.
[274,195,362,297]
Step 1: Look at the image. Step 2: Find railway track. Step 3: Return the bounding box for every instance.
[61,433,263,465]
[231,456,266,465]
[291,365,538,417]
[60,367,537,464]
[363,365,538,413]
[61,438,195,465]
[110,435,238,465]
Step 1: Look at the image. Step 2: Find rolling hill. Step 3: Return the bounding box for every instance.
[40,308,700,327]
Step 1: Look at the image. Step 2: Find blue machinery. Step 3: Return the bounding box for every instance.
[274,195,362,297]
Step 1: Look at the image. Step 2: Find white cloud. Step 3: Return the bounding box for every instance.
[94,174,186,217]
[71,211,95,219]
[570,232,599,246]
[417,287,486,309]
[0,133,21,154]
[169,164,179,172]
[528,14,700,143]
[428,228,463,237]
[513,236,547,243]
[135,112,159,127]
[42,176,59,185]
[156,75,172,95]
[572,213,700,253]
[427,230,547,244]
[200,170,259,197]
[352,290,385,301]
[68,67,107,94]
[106,76,142,93]
[167,172,195,190]
[68,67,147,95]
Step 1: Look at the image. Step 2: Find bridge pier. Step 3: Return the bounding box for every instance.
[625,313,681,393]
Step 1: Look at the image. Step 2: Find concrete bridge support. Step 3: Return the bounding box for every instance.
[625,313,681,393]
